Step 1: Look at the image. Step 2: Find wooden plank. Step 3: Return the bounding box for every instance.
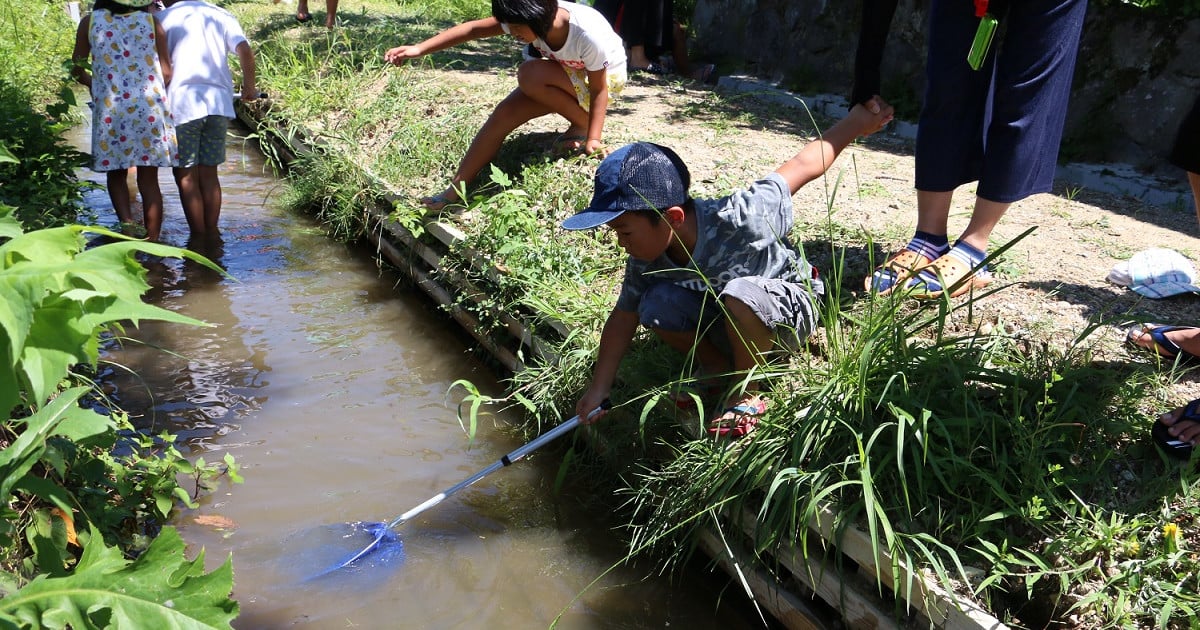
[696,529,830,630]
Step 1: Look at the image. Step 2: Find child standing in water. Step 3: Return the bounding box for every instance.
[72,0,177,241]
[384,0,626,213]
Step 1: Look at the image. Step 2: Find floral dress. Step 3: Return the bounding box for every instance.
[89,9,176,172]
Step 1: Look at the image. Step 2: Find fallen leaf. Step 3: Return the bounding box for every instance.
[49,508,78,546]
[193,514,238,530]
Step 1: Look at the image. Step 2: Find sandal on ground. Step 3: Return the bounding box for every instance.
[707,396,766,439]
[420,193,463,215]
[295,12,312,22]
[1125,324,1200,367]
[630,62,668,76]
[865,249,933,295]
[907,252,992,299]
[1152,398,1200,459]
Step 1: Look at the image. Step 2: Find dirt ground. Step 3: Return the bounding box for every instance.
[576,73,1200,410]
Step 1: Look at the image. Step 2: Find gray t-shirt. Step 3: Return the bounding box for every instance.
[615,172,823,312]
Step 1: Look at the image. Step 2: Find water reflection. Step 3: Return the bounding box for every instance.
[102,235,269,447]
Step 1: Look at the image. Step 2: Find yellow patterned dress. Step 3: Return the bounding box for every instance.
[88,9,176,171]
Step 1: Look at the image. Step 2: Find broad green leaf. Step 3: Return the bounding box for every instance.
[17,297,95,407]
[0,388,88,501]
[0,227,84,267]
[0,205,22,240]
[0,143,16,164]
[0,527,238,629]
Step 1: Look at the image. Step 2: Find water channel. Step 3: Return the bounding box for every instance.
[68,115,770,628]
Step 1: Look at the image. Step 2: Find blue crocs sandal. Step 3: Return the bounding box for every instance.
[1152,398,1200,460]
[1125,324,1200,367]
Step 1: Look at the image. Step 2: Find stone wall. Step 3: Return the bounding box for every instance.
[689,0,1200,177]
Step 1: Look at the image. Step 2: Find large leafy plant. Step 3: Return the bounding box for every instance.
[0,204,240,627]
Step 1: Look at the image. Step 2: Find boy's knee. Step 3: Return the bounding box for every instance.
[721,277,819,339]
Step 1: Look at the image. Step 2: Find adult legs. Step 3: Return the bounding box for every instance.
[876,0,1084,295]
[1168,95,1200,228]
[323,0,338,27]
[135,166,164,241]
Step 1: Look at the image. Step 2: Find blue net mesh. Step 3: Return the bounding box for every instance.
[283,522,405,582]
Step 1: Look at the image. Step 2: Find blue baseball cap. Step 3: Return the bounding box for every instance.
[561,142,690,230]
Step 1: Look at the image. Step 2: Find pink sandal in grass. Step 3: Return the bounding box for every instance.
[707,396,766,439]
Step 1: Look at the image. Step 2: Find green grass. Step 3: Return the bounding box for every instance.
[227,1,1200,627]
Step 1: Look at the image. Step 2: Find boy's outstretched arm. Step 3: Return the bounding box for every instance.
[775,97,893,195]
[575,308,639,424]
[384,17,504,65]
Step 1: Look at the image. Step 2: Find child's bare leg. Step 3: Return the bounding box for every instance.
[106,169,135,229]
[135,166,163,241]
[515,59,589,137]
[197,164,223,234]
[722,296,774,403]
[706,296,774,437]
[652,328,730,377]
[174,166,204,234]
[434,87,552,205]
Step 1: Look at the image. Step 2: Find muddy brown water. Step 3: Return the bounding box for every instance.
[67,118,773,629]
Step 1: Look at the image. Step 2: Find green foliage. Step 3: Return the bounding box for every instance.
[0,81,90,231]
[1108,0,1200,15]
[0,204,241,623]
[0,526,237,629]
[0,207,214,417]
[0,0,76,108]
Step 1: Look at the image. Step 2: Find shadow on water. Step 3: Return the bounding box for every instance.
[66,111,778,627]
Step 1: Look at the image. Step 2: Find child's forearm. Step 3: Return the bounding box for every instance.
[71,18,91,89]
[775,104,886,194]
[586,89,607,143]
[422,18,502,54]
[154,20,172,86]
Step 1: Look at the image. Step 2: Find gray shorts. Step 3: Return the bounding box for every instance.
[176,115,229,168]
[636,277,820,351]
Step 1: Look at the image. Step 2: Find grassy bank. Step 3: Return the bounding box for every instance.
[235,0,1200,627]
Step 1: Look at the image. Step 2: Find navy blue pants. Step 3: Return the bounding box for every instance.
[1170,96,1200,174]
[916,0,1088,202]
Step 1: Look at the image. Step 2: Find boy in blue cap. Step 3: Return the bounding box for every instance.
[565,98,893,438]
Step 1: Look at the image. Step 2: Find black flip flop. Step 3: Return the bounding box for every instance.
[295,12,312,22]
[1152,398,1200,459]
[1125,324,1200,367]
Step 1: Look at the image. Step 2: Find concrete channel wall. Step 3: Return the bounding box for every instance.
[234,98,1010,630]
